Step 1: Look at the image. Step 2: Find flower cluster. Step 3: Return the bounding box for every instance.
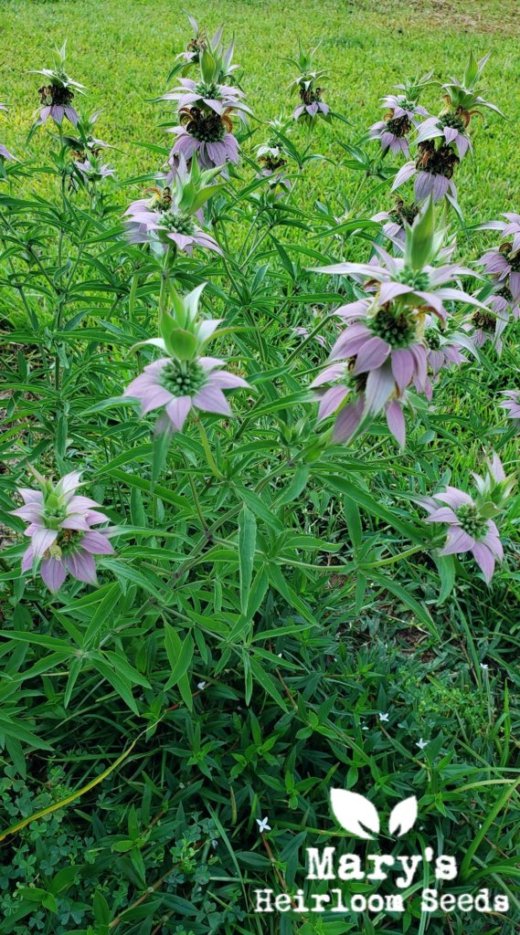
[369,73,431,156]
[310,200,481,446]
[125,156,222,255]
[477,212,520,343]
[392,54,501,208]
[124,284,249,433]
[33,47,85,128]
[164,22,248,176]
[288,46,329,121]
[422,454,514,583]
[12,471,114,593]
[63,112,114,185]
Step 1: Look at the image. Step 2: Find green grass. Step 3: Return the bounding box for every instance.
[1,0,520,219]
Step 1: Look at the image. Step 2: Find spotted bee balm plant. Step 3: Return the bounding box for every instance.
[0,11,518,935]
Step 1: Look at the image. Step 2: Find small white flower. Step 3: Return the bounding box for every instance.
[256,816,271,834]
[277,653,283,658]
[197,681,207,690]
[416,738,429,751]
[480,663,489,671]
[379,712,390,722]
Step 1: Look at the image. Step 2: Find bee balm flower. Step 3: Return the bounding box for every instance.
[12,471,113,593]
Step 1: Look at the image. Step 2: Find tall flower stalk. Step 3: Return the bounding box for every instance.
[164,26,248,175]
[392,54,501,209]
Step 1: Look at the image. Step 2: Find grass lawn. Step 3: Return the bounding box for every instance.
[1,0,519,220]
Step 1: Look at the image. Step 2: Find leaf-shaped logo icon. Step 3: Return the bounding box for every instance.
[330,789,380,839]
[388,796,418,837]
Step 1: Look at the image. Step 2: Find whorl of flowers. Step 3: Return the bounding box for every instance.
[0,102,15,163]
[369,72,431,156]
[477,212,520,328]
[392,53,501,207]
[165,28,247,176]
[62,111,114,184]
[124,284,249,433]
[422,453,514,583]
[310,200,484,446]
[11,470,114,593]
[33,45,84,128]
[125,156,222,255]
[289,46,329,121]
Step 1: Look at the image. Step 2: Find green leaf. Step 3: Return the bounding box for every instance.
[164,625,194,687]
[238,505,256,615]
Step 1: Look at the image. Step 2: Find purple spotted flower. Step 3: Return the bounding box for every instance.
[167,121,239,175]
[310,360,408,447]
[369,94,428,156]
[34,61,84,128]
[315,243,481,321]
[465,300,510,355]
[309,200,484,445]
[392,144,460,205]
[478,213,520,300]
[293,93,329,121]
[125,157,222,255]
[372,201,420,250]
[124,283,249,433]
[165,28,246,176]
[125,355,248,433]
[289,46,329,121]
[423,487,503,583]
[500,391,520,422]
[423,314,474,375]
[12,471,113,593]
[415,114,471,160]
[162,78,250,122]
[74,157,115,183]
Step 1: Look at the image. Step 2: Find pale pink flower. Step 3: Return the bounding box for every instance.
[12,472,113,593]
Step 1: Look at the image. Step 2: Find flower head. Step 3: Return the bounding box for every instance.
[33,47,84,128]
[125,156,222,254]
[422,454,514,584]
[369,81,429,156]
[11,471,113,593]
[256,817,271,834]
[124,283,249,433]
[310,201,484,446]
[167,113,239,176]
[289,45,329,121]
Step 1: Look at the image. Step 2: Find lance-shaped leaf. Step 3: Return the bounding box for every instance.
[330,790,380,839]
[388,796,418,837]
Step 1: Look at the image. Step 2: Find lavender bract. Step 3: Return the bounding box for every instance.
[310,200,483,445]
[125,157,222,255]
[500,391,520,422]
[369,77,430,156]
[422,454,512,583]
[12,471,114,593]
[124,284,249,434]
